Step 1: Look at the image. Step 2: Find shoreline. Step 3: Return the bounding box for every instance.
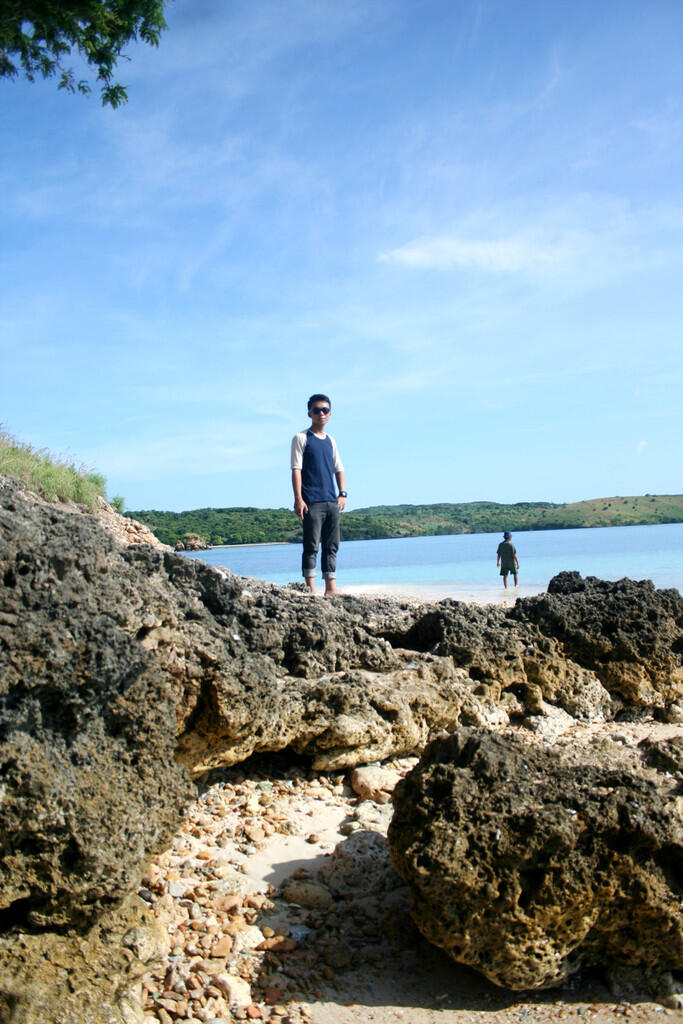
[210,541,290,548]
[339,581,546,605]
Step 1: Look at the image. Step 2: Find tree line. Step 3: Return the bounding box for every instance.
[126,494,683,548]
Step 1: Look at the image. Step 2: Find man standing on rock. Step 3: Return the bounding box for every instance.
[497,530,520,589]
[291,394,347,596]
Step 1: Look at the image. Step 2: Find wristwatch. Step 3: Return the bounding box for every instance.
[339,491,348,498]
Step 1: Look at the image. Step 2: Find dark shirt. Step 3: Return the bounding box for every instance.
[301,430,337,503]
[497,540,517,570]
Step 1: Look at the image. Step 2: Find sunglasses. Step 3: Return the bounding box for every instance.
[311,406,330,415]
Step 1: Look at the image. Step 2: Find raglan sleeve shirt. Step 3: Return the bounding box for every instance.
[290,431,344,473]
[290,431,307,471]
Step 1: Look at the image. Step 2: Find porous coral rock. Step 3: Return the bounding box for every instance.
[388,727,683,991]
[2,473,682,1020]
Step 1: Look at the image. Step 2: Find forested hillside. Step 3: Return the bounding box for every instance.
[127,494,683,548]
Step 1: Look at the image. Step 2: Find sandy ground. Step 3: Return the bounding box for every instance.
[140,747,681,1024]
[339,582,544,605]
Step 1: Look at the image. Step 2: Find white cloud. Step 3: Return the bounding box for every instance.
[378,236,567,274]
[635,440,649,456]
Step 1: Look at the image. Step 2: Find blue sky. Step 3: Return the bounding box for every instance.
[1,0,682,512]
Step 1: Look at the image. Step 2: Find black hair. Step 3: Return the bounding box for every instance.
[307,394,331,410]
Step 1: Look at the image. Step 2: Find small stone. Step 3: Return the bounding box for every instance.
[350,765,397,803]
[156,997,180,1013]
[210,935,234,957]
[264,985,285,1005]
[257,936,297,953]
[246,1007,263,1019]
[213,973,251,1005]
[232,925,265,952]
[213,892,242,914]
[281,880,333,910]
[244,825,266,843]
[306,833,320,844]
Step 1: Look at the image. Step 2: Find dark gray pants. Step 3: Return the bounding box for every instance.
[302,501,340,579]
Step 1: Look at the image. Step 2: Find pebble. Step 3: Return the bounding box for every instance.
[280,880,333,910]
[210,935,234,957]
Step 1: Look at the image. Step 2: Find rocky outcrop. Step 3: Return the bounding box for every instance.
[94,495,169,549]
[1,473,682,1019]
[2,895,170,1024]
[2,481,167,549]
[382,574,683,721]
[388,728,683,992]
[0,484,192,932]
[511,571,683,712]
[174,533,209,551]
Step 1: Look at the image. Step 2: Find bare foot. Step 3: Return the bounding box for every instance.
[304,579,316,595]
[324,583,341,597]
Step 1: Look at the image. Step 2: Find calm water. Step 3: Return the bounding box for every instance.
[182,523,683,597]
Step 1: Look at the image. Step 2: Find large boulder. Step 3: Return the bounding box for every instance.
[388,728,683,991]
[0,481,192,932]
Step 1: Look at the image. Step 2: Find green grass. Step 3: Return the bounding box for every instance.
[0,428,110,510]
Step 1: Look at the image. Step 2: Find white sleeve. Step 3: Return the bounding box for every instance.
[290,431,307,470]
[330,436,344,473]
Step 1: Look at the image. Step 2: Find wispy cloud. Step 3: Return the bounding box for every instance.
[378,235,567,273]
[635,440,649,456]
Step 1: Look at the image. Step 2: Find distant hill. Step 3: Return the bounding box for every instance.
[126,494,683,548]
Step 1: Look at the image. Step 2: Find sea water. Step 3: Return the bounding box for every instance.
[182,522,683,597]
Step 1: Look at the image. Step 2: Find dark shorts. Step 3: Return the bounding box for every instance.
[500,566,518,576]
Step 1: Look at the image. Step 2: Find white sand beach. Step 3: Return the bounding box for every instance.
[340,582,545,605]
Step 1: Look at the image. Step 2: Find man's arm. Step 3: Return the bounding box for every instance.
[335,470,346,511]
[292,469,307,520]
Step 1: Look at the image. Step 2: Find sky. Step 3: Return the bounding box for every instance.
[1,0,682,513]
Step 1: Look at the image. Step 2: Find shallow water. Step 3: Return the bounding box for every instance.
[182,522,683,597]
